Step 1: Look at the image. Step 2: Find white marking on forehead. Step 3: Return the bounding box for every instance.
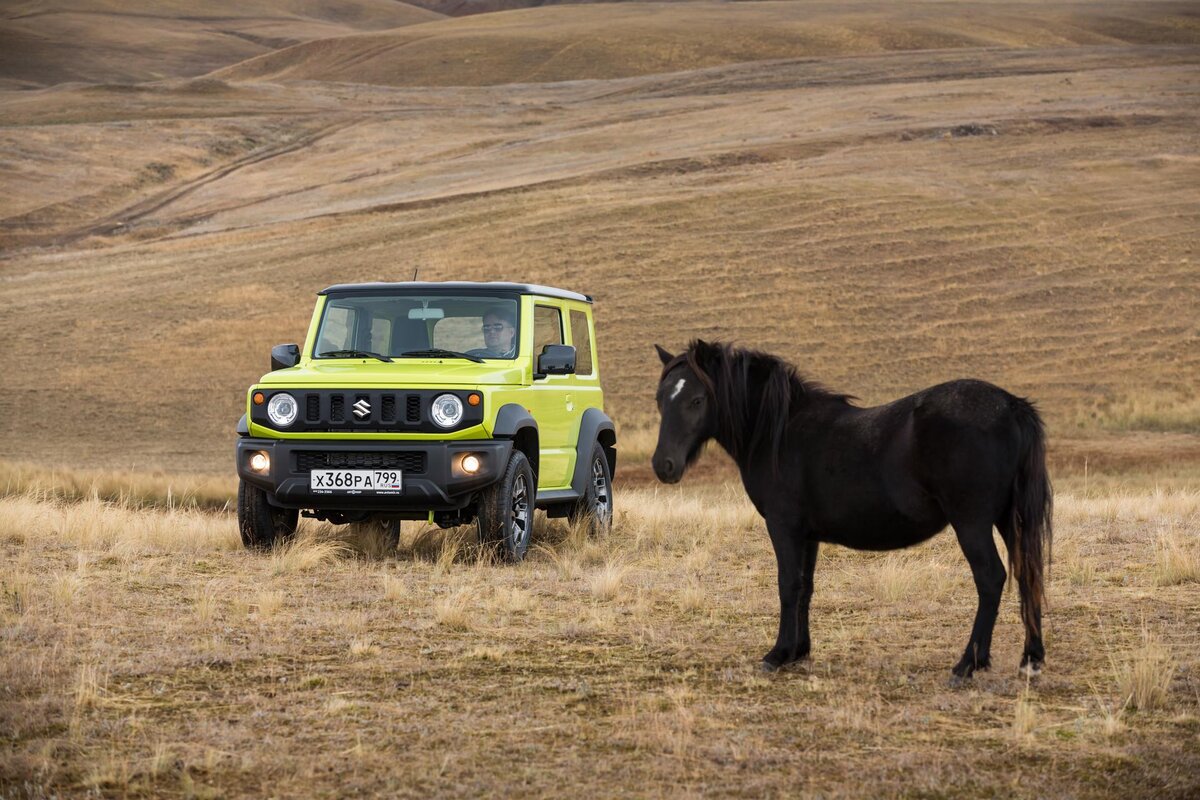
[669,378,686,401]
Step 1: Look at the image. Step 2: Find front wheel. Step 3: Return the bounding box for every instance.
[568,442,613,536]
[237,479,298,549]
[477,450,535,562]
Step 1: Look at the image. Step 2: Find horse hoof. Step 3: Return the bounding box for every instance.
[1018,661,1043,680]
[948,673,972,689]
[761,660,782,673]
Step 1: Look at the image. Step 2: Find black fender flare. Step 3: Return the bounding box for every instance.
[570,408,617,496]
[236,414,249,436]
[492,403,540,477]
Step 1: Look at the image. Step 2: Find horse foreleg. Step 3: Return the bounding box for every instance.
[797,540,819,659]
[762,519,812,672]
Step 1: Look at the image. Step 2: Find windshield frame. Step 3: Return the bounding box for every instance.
[308,289,523,363]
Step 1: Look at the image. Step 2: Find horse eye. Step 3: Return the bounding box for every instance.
[690,396,702,407]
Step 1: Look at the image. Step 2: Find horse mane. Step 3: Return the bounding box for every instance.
[670,340,855,468]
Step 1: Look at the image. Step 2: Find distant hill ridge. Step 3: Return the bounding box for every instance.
[0,0,444,88]
[211,1,1200,88]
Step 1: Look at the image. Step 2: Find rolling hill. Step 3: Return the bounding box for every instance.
[0,0,1197,475]
[212,1,1200,87]
[0,0,443,88]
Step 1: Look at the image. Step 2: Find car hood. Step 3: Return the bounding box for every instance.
[257,359,526,387]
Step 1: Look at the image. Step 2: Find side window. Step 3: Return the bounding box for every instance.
[533,305,563,353]
[569,309,593,375]
[316,304,356,353]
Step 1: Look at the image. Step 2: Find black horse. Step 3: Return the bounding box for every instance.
[652,340,1052,681]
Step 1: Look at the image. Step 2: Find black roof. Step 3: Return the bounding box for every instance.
[318,281,592,303]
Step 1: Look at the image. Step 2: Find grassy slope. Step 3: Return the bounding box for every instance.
[213,1,1200,86]
[0,0,443,88]
[0,1,1197,477]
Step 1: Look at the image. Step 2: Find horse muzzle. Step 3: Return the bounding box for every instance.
[652,453,683,484]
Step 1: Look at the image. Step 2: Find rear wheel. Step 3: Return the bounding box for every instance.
[477,450,535,562]
[237,479,298,549]
[568,442,613,536]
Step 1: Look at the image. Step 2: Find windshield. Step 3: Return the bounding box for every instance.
[314,293,520,361]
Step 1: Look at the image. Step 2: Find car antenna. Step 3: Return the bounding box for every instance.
[412,267,419,281]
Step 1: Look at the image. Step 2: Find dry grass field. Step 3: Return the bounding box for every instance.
[2,473,1199,797]
[1,0,1199,795]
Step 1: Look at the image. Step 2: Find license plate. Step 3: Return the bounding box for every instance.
[310,469,402,494]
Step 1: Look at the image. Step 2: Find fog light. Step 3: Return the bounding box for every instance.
[461,454,481,474]
[249,451,270,474]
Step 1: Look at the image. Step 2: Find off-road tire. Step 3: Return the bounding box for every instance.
[477,450,535,563]
[237,479,298,549]
[568,441,614,536]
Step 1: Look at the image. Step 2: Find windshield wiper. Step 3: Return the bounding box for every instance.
[399,348,485,364]
[317,349,393,363]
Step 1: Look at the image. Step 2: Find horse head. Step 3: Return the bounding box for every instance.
[651,342,716,484]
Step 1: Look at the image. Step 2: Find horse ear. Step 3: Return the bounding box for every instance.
[654,344,674,366]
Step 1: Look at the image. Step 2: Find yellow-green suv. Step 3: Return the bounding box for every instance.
[235,282,615,561]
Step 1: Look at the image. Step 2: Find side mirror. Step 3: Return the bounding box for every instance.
[271,343,300,371]
[536,344,576,378]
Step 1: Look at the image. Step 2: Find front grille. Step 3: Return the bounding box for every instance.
[295,451,426,474]
[253,389,479,433]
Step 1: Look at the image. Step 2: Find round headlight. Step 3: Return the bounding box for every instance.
[431,393,464,428]
[267,392,298,427]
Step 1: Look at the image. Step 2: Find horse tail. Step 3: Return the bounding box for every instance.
[1007,397,1053,634]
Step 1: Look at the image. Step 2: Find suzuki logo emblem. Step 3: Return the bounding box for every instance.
[352,398,371,419]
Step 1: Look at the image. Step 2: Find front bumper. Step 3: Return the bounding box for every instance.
[236,438,513,513]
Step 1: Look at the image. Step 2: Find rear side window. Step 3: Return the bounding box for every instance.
[533,305,563,352]
[570,310,593,375]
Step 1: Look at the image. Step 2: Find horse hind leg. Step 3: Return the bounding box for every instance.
[999,518,1045,678]
[950,518,1006,685]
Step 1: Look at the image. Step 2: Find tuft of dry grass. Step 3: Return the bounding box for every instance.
[1116,629,1177,711]
[255,589,283,620]
[270,530,351,575]
[588,562,628,601]
[1013,685,1038,742]
[348,637,380,658]
[869,554,921,604]
[3,571,36,615]
[676,579,706,614]
[50,572,83,609]
[1154,525,1199,586]
[434,590,473,630]
[193,581,220,626]
[493,586,533,614]
[381,572,406,602]
[71,662,107,735]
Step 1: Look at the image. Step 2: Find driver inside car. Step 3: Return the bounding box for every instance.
[470,307,517,358]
